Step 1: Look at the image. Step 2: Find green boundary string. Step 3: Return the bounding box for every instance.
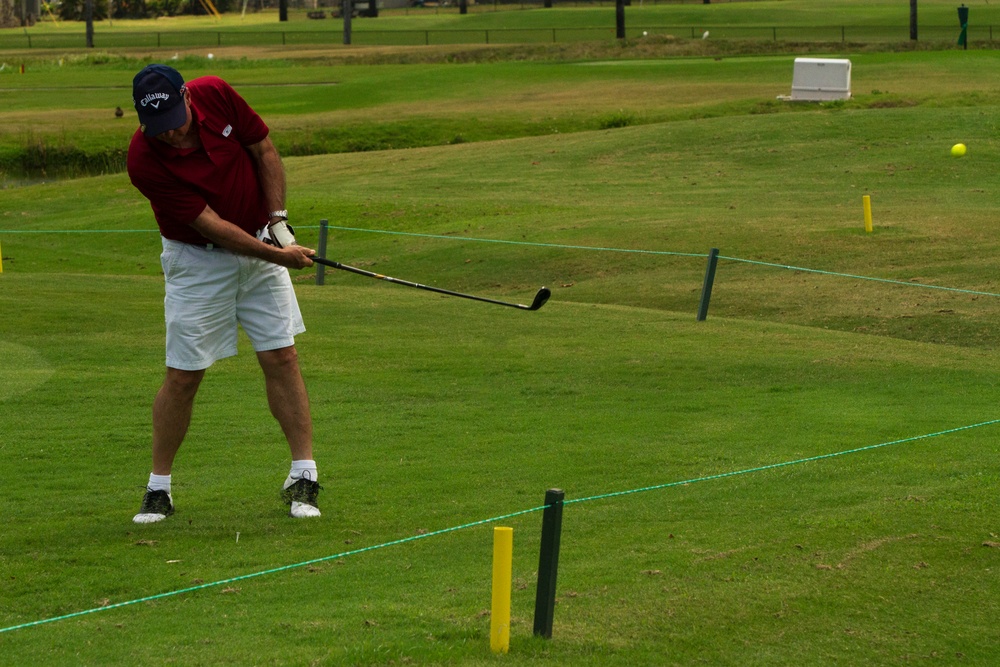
[717,254,1000,299]
[319,226,1000,298]
[0,506,545,635]
[3,225,999,298]
[2,417,997,636]
[568,417,1000,505]
[316,225,707,259]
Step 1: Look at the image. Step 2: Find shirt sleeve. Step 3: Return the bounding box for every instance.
[203,76,269,147]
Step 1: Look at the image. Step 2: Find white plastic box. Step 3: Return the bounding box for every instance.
[789,58,852,101]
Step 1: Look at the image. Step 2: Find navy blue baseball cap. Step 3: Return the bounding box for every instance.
[132,64,188,137]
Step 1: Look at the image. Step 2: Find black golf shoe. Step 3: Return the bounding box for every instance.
[133,488,174,524]
[281,478,322,518]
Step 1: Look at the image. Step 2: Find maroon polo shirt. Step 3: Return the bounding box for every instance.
[127,76,270,246]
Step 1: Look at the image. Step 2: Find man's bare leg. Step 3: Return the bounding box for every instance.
[152,367,206,474]
[258,346,320,518]
[135,367,205,524]
[257,346,313,459]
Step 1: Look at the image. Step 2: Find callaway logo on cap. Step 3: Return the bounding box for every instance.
[132,64,188,137]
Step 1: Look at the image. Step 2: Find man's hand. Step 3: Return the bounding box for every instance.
[275,245,315,270]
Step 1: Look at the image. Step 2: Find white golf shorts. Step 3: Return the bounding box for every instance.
[160,237,306,371]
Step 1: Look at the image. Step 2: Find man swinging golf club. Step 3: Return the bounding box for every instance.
[127,64,321,523]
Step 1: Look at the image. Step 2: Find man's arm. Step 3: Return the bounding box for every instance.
[190,206,314,269]
[246,135,286,221]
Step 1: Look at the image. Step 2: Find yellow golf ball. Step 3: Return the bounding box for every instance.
[951,143,967,157]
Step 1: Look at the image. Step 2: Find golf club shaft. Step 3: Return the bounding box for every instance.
[309,256,547,311]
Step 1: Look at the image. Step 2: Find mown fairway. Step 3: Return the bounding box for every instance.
[2,2,1000,665]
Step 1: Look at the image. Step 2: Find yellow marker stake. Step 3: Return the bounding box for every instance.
[863,195,873,233]
[491,526,513,654]
[0,238,4,273]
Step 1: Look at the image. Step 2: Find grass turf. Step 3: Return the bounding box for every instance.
[2,273,999,664]
[5,195,1000,663]
[2,13,1000,664]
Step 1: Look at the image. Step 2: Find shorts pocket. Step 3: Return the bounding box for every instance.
[160,242,183,280]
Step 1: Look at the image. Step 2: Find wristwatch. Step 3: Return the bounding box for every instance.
[268,209,288,221]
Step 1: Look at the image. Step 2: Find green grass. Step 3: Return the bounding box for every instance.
[2,273,1000,664]
[2,0,999,179]
[2,188,999,659]
[10,51,1000,343]
[5,47,1000,180]
[3,11,1000,664]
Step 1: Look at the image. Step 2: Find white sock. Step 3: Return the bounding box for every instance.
[285,460,318,488]
[148,473,171,493]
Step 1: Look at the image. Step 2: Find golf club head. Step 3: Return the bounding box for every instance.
[529,287,551,311]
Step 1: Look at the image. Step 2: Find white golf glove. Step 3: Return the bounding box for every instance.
[267,219,297,248]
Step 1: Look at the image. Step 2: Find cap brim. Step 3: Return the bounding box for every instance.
[141,102,187,137]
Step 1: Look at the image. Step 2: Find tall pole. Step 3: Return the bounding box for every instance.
[533,489,565,639]
[958,4,969,50]
[909,0,917,41]
[342,0,352,44]
[697,248,720,322]
[85,0,94,47]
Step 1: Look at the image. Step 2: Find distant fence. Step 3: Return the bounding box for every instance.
[0,24,992,49]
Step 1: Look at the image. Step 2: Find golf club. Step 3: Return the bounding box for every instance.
[309,256,551,311]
